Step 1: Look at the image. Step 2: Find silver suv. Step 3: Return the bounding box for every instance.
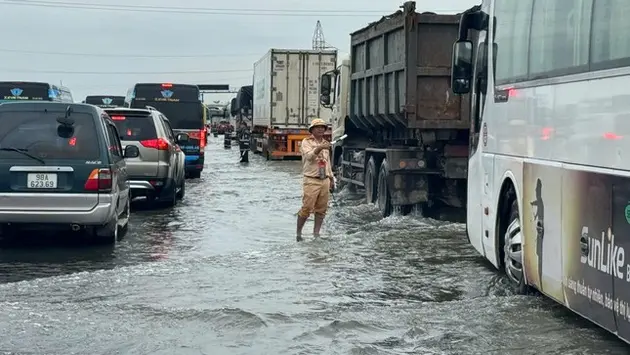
[104,107,187,207]
[0,102,132,244]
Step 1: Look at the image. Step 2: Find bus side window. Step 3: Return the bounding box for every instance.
[493,0,533,85]
[529,0,590,78]
[591,0,630,70]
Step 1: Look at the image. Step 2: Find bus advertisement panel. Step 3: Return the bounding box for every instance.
[0,82,73,103]
[0,81,73,103]
[85,95,125,108]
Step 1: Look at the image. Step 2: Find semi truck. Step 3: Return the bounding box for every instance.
[251,49,337,160]
[319,1,470,221]
[230,85,253,129]
[230,85,254,161]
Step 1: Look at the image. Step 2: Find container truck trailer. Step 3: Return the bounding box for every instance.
[319,1,470,221]
[251,49,337,160]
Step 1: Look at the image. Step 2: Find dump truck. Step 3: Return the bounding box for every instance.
[319,1,469,221]
[252,49,337,160]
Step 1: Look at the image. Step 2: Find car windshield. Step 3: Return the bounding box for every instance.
[111,115,157,141]
[0,110,100,160]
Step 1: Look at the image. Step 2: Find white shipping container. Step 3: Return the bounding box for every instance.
[253,49,337,128]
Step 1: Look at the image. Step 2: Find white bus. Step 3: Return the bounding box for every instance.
[452,0,630,343]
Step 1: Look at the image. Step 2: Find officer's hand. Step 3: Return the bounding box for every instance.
[319,141,331,150]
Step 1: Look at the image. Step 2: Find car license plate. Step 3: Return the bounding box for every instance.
[27,173,57,188]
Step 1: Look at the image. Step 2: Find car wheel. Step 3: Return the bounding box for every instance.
[93,216,118,245]
[164,183,177,207]
[118,197,130,239]
[176,177,185,200]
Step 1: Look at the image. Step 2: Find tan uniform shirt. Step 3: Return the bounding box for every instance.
[300,136,333,179]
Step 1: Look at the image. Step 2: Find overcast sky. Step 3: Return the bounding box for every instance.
[0,0,478,103]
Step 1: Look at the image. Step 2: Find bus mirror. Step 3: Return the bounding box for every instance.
[320,94,330,106]
[451,40,473,94]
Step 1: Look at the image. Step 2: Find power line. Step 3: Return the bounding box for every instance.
[0,68,252,74]
[5,1,392,13]
[0,47,260,58]
[0,1,400,16]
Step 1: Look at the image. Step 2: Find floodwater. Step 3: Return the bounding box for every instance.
[0,137,627,355]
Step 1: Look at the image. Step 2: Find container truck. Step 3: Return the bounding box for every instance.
[319,1,470,221]
[230,85,254,161]
[252,49,337,160]
[231,85,253,129]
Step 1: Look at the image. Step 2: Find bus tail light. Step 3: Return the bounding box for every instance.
[199,129,206,148]
[187,130,206,148]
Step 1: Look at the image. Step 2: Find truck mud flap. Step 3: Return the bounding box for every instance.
[371,148,436,206]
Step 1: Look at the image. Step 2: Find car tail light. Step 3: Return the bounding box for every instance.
[140,138,169,150]
[111,116,125,120]
[161,83,172,88]
[85,168,112,192]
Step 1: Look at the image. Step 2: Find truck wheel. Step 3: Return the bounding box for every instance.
[365,156,378,203]
[377,159,393,217]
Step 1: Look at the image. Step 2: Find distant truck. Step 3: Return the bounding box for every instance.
[230,85,253,129]
[251,49,337,160]
[319,1,469,220]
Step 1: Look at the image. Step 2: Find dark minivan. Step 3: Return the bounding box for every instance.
[0,102,137,243]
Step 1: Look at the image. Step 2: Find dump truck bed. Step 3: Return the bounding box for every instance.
[349,2,469,130]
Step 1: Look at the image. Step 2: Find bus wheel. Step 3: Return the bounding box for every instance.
[364,157,378,203]
[504,199,528,294]
[377,159,392,217]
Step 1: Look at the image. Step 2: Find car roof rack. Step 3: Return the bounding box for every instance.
[145,105,157,111]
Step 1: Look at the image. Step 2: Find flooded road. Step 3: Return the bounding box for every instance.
[0,137,627,354]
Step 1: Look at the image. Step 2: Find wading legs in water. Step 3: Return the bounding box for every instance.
[296,215,308,242]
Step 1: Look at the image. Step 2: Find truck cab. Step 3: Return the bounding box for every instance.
[321,57,351,169]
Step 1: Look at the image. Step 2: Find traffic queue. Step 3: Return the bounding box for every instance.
[0,81,211,244]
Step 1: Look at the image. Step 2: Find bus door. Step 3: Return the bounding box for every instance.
[455,12,490,261]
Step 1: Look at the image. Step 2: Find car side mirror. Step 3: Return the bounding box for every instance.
[123,145,139,158]
[176,133,189,143]
[450,40,474,94]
